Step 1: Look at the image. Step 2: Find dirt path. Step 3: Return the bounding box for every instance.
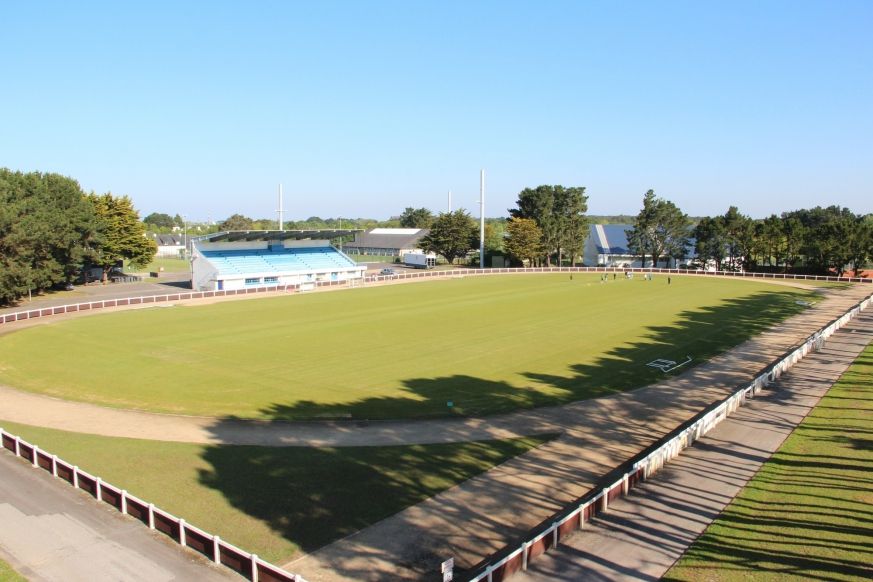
[0,285,870,451]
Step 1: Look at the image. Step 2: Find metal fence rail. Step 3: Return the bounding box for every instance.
[0,430,307,582]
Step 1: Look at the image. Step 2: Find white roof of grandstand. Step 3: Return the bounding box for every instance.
[369,228,423,235]
[195,229,361,243]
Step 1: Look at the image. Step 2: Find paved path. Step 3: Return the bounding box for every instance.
[512,309,873,581]
[1,285,869,449]
[0,451,236,582]
[283,285,872,581]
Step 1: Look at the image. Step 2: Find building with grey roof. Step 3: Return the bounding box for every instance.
[343,228,429,257]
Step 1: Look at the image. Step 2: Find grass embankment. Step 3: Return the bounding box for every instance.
[0,420,548,564]
[0,275,818,420]
[0,558,27,582]
[665,341,873,581]
[129,257,190,274]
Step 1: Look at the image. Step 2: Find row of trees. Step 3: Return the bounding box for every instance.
[0,169,156,305]
[694,205,872,275]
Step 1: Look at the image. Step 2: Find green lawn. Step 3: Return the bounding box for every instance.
[0,419,548,563]
[664,340,873,581]
[0,275,818,420]
[129,256,191,274]
[0,557,26,582]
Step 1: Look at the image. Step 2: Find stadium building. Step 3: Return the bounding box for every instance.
[583,224,695,268]
[191,230,365,292]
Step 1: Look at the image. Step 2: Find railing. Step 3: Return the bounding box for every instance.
[2,267,870,327]
[464,291,872,582]
[0,430,307,582]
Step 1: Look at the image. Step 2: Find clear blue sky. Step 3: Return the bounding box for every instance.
[3,1,871,221]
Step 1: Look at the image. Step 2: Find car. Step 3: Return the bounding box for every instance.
[380,268,396,276]
[64,283,75,291]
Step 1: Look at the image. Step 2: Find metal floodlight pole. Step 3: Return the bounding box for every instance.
[277,184,284,231]
[448,190,452,213]
[479,169,485,269]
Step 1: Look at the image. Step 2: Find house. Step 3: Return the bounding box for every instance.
[149,234,190,258]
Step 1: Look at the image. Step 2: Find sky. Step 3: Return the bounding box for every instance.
[2,1,871,222]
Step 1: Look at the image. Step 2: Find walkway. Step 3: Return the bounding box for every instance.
[0,451,236,582]
[283,285,872,581]
[513,309,873,581]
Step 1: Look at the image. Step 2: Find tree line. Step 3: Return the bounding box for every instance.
[0,169,156,305]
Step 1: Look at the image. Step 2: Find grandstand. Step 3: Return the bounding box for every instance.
[191,230,365,291]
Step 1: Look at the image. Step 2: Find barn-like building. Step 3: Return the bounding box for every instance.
[191,230,365,292]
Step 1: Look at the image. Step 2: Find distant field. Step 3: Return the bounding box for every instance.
[0,420,547,563]
[0,274,817,420]
[129,256,190,273]
[665,340,873,581]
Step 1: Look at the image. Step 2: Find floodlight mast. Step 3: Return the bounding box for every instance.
[448,190,452,212]
[277,184,285,231]
[479,169,485,269]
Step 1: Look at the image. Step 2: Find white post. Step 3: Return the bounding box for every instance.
[522,542,531,570]
[277,184,284,231]
[121,490,127,514]
[448,189,452,212]
[552,522,559,548]
[95,477,102,501]
[179,519,186,547]
[213,535,221,564]
[32,445,39,467]
[479,169,486,269]
[251,554,259,582]
[73,466,79,488]
[148,503,155,529]
[14,436,20,456]
[601,489,609,512]
[52,455,58,477]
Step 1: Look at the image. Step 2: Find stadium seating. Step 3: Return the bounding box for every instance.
[201,247,356,276]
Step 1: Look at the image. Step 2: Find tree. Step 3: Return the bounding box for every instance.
[88,193,157,280]
[219,213,255,231]
[504,218,545,266]
[693,216,727,270]
[509,185,588,266]
[419,210,478,265]
[626,190,690,268]
[484,221,505,253]
[0,169,99,303]
[143,212,175,229]
[399,207,434,229]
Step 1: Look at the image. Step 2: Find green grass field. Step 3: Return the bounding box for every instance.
[130,256,191,274]
[0,557,26,582]
[665,340,873,581]
[0,419,548,563]
[0,274,817,420]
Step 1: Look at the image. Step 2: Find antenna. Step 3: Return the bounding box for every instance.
[277,184,284,231]
[479,169,485,269]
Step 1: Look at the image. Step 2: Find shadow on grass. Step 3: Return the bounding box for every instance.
[196,436,552,563]
[251,289,810,420]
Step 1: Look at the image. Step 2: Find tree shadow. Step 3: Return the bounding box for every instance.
[195,435,553,565]
[249,289,811,421]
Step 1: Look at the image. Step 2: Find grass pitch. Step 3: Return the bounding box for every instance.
[0,274,817,420]
[665,340,873,581]
[0,419,548,563]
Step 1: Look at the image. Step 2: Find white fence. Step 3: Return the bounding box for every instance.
[0,430,307,582]
[2,267,870,327]
[465,292,872,582]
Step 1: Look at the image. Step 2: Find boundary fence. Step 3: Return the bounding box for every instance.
[463,291,872,582]
[0,429,307,582]
[2,267,870,327]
